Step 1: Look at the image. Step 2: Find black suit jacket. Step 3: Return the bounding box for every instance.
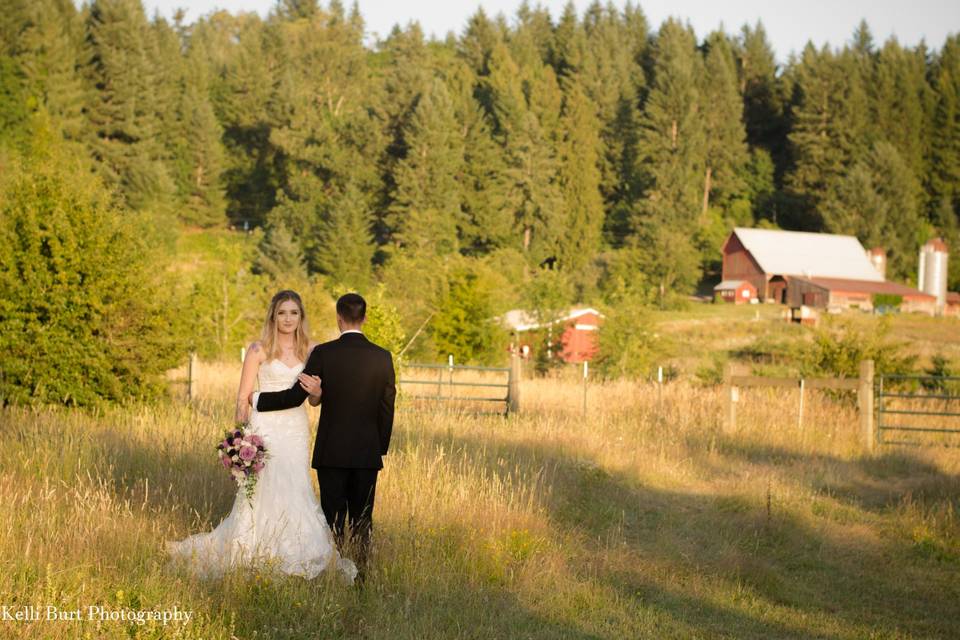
[255,332,396,470]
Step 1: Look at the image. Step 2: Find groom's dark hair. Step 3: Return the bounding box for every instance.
[336,293,366,323]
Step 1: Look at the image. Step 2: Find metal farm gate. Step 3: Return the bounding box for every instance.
[876,374,960,446]
[398,357,521,416]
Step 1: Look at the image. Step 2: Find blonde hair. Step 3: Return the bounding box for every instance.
[261,290,311,363]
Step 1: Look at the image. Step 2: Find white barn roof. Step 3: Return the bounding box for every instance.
[501,307,604,331]
[732,227,884,282]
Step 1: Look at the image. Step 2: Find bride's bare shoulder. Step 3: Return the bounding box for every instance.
[246,341,268,363]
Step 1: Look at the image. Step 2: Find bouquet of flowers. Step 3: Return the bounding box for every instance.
[216,427,268,504]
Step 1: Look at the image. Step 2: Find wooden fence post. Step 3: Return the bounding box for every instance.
[798,378,805,431]
[448,354,454,398]
[582,361,588,417]
[657,365,664,418]
[859,359,875,452]
[723,362,737,433]
[508,353,521,415]
[188,353,198,401]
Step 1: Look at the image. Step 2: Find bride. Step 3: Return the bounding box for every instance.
[166,290,356,583]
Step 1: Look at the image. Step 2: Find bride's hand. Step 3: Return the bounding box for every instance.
[298,373,322,399]
[235,401,250,425]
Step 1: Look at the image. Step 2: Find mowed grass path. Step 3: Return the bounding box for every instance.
[2,372,959,639]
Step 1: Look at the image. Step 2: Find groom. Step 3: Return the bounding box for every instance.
[251,292,396,582]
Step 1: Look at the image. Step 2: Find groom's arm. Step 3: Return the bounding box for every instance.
[377,354,396,455]
[254,348,323,412]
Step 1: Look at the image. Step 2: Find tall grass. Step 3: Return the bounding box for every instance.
[2,363,959,639]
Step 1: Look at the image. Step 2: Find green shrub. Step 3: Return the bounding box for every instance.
[358,283,406,361]
[922,354,958,393]
[798,316,915,378]
[594,295,671,380]
[0,116,184,405]
[430,265,506,365]
[872,293,903,311]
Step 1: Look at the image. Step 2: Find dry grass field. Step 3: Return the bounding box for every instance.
[3,354,960,640]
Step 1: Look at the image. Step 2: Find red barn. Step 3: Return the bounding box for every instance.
[941,291,959,317]
[721,227,888,302]
[719,228,936,314]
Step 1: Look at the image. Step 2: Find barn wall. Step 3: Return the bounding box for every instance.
[785,280,830,308]
[722,233,767,297]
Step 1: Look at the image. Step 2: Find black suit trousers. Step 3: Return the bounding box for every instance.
[316,467,378,568]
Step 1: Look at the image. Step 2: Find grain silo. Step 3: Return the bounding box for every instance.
[918,238,949,312]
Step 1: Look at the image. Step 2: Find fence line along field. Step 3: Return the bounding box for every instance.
[3,360,960,639]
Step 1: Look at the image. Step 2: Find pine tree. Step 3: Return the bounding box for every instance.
[459,8,502,80]
[550,2,586,78]
[82,0,174,211]
[176,35,227,225]
[581,1,647,242]
[514,1,554,65]
[375,23,433,243]
[485,41,564,263]
[386,78,463,255]
[822,141,923,280]
[700,32,748,217]
[929,35,960,219]
[449,65,513,254]
[267,6,382,266]
[874,38,926,178]
[785,43,869,230]
[211,13,281,228]
[276,0,320,20]
[313,183,375,288]
[15,0,87,142]
[557,77,604,275]
[635,19,705,233]
[0,55,31,152]
[736,22,788,181]
[254,220,308,282]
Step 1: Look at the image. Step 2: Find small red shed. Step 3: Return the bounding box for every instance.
[558,308,602,363]
[714,280,757,304]
[502,306,604,363]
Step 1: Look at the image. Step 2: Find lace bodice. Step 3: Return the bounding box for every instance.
[257,359,305,392]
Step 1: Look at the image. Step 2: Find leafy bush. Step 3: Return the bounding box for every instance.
[695,352,729,386]
[358,283,406,360]
[798,316,915,378]
[0,116,184,405]
[430,265,507,365]
[872,293,902,311]
[177,232,270,359]
[922,354,957,393]
[594,295,671,380]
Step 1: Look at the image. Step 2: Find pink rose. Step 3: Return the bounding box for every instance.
[232,437,242,446]
[248,435,264,448]
[239,445,257,461]
[252,461,265,473]
[220,455,232,469]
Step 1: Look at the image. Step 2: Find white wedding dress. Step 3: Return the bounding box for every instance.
[165,359,356,582]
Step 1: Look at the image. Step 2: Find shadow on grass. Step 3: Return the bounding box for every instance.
[401,425,960,640]
[716,439,960,511]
